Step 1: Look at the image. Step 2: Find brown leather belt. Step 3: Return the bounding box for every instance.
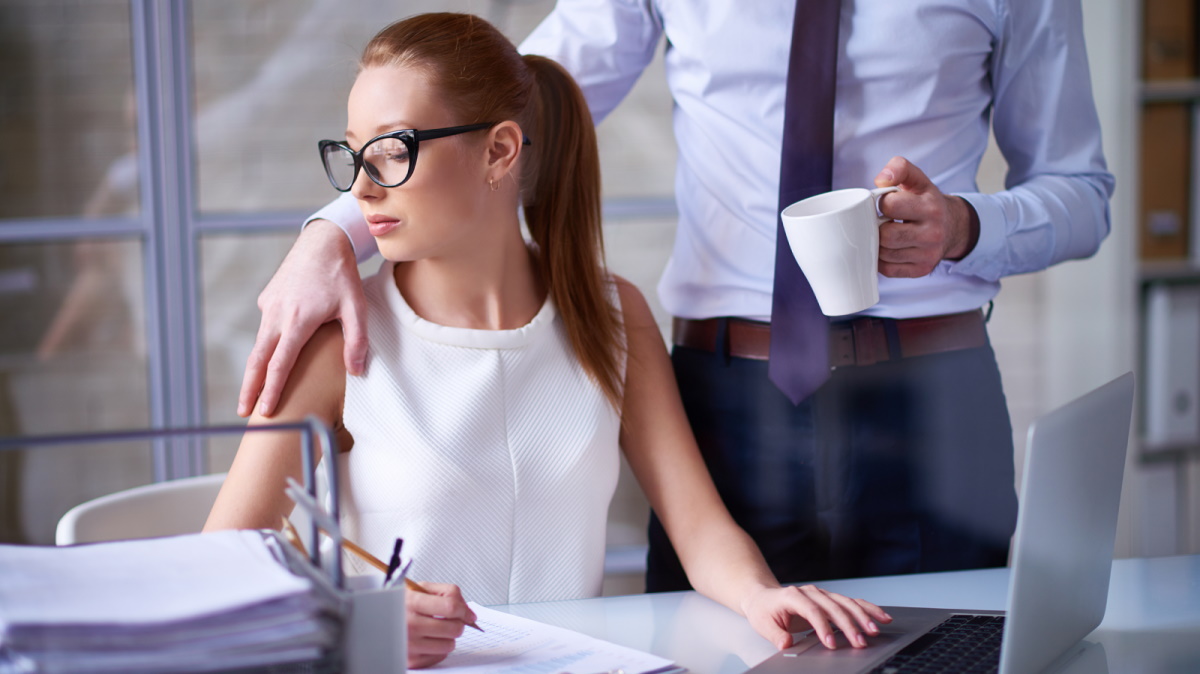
[672,309,987,368]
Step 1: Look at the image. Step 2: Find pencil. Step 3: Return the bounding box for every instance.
[336,533,484,632]
[280,516,309,558]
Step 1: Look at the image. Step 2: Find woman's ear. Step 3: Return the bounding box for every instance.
[484,121,523,182]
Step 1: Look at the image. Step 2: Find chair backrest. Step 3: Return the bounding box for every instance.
[55,473,227,545]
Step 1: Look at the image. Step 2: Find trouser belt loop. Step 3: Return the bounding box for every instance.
[831,327,854,368]
[714,317,731,366]
[883,319,903,361]
[849,317,889,367]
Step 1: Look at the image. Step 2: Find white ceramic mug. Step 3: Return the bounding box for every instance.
[780,185,899,316]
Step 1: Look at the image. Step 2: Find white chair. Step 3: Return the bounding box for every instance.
[55,473,227,545]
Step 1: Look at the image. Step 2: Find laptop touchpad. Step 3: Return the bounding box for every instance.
[784,630,907,658]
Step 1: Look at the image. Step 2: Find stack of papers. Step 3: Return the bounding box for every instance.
[0,530,343,673]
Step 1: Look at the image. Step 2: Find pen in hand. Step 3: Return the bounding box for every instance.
[335,533,484,633]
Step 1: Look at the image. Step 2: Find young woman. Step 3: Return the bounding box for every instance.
[204,13,890,668]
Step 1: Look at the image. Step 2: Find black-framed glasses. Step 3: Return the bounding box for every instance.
[318,122,494,192]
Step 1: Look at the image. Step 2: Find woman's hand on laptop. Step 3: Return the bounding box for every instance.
[741,584,893,651]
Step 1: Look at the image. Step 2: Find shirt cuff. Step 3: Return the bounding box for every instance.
[303,192,378,263]
[946,192,1004,282]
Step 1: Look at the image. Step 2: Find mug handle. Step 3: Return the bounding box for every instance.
[871,185,900,224]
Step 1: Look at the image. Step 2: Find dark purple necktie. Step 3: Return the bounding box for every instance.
[768,0,840,405]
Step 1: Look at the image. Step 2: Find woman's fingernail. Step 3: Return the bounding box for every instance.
[824,634,835,648]
[868,621,879,633]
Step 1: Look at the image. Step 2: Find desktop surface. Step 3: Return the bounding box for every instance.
[492,555,1200,674]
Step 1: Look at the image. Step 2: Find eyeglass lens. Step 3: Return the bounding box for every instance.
[322,135,413,190]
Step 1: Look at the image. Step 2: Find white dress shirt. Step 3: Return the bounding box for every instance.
[311,0,1114,321]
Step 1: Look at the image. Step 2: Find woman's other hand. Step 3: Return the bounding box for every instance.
[742,584,893,651]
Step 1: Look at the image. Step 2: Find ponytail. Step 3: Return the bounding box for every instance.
[520,55,624,411]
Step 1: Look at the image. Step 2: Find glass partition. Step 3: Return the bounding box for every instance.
[0,0,139,220]
[0,239,150,544]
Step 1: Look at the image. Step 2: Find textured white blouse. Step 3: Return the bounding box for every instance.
[334,260,623,605]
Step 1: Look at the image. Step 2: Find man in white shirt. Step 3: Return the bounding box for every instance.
[239,1,1113,590]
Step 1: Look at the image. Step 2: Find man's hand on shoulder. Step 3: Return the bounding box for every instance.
[237,219,369,418]
[872,156,981,278]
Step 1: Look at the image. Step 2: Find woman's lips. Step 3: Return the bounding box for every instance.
[367,218,400,237]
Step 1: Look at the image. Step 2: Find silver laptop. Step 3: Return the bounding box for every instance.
[748,371,1135,674]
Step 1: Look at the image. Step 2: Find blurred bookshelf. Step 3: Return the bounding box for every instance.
[1139,0,1199,265]
[1138,1,1200,556]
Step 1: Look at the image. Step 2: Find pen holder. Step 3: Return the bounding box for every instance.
[344,574,407,674]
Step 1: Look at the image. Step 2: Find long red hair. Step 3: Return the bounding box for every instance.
[359,13,623,409]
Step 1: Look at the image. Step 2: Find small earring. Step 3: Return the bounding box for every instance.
[488,177,499,192]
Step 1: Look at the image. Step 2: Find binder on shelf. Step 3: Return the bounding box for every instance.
[1140,102,1192,261]
[1143,0,1196,81]
[1143,283,1200,450]
[1193,105,1200,266]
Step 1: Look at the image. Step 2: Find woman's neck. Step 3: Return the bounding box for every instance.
[392,223,545,330]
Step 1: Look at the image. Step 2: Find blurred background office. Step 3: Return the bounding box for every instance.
[0,0,1193,593]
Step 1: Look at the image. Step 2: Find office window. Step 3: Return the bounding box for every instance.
[0,0,139,220]
[0,240,150,544]
[2,1,678,578]
[0,0,150,545]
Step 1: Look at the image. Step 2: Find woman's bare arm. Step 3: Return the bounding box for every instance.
[206,322,348,531]
[613,278,891,650]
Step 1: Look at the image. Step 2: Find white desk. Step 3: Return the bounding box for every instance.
[494,555,1200,674]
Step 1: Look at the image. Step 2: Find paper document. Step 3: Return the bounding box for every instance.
[432,603,681,674]
[0,530,342,673]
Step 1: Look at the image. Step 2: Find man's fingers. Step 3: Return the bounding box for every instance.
[878,242,928,265]
[256,325,314,417]
[874,155,933,195]
[879,261,933,278]
[877,190,944,227]
[238,329,280,417]
[340,294,369,376]
[879,220,927,248]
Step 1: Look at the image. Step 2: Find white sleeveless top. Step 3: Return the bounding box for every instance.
[334,260,623,605]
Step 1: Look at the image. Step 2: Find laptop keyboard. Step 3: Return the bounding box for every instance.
[869,614,1004,674]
